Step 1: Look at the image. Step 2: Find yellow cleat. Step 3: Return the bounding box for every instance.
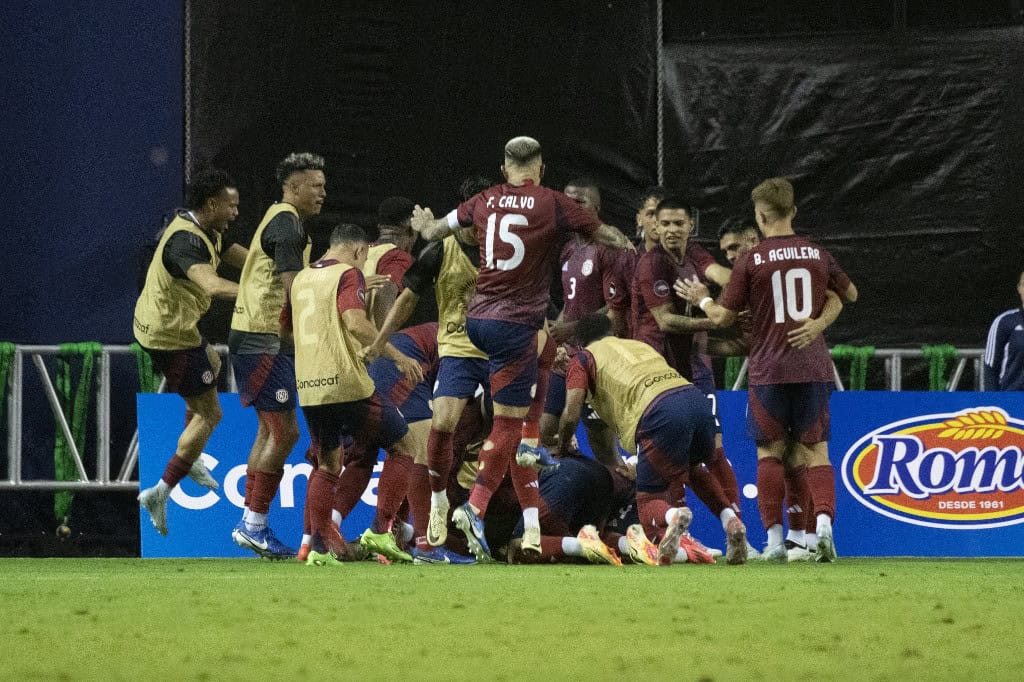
[577,525,622,566]
[521,525,541,557]
[625,524,659,566]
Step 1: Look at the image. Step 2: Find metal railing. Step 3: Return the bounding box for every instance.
[1,344,232,492]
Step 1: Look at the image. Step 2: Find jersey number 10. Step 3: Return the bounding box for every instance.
[770,268,812,323]
[485,213,526,271]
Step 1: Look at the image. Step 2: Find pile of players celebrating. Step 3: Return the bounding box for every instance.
[135,135,857,567]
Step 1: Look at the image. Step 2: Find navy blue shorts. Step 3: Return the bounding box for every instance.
[433,356,490,401]
[367,357,433,423]
[635,386,716,495]
[302,391,408,454]
[466,318,538,408]
[144,343,217,398]
[747,382,832,445]
[231,352,297,412]
[690,372,722,433]
[543,370,567,416]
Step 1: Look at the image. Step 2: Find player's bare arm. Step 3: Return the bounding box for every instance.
[365,288,421,360]
[675,278,738,328]
[342,307,424,383]
[841,281,859,303]
[787,289,845,349]
[703,262,731,288]
[650,302,719,334]
[185,263,239,299]
[557,387,587,456]
[593,224,635,251]
[410,204,454,242]
[221,243,249,270]
[707,336,750,356]
[279,269,300,296]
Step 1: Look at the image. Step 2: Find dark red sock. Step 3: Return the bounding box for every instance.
[784,465,809,534]
[409,463,431,548]
[375,455,413,533]
[426,429,455,494]
[244,468,255,507]
[249,469,284,515]
[707,447,741,512]
[468,416,519,515]
[756,457,785,529]
[807,464,836,521]
[524,338,556,431]
[307,469,340,536]
[302,484,312,536]
[510,462,540,510]
[637,491,672,542]
[160,455,192,489]
[539,535,566,562]
[688,464,728,516]
[804,483,816,533]
[334,463,373,519]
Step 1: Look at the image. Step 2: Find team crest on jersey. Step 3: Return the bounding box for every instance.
[201,371,215,385]
[841,407,1024,529]
[581,259,594,276]
[275,389,289,403]
[653,280,670,297]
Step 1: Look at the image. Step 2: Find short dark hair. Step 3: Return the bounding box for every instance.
[718,216,756,240]
[655,195,692,216]
[187,168,236,210]
[377,196,414,227]
[566,176,600,192]
[329,223,367,247]
[276,152,325,185]
[459,175,493,200]
[637,185,668,209]
[575,313,613,347]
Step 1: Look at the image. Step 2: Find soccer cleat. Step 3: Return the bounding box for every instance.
[658,507,692,566]
[359,528,413,563]
[815,519,838,563]
[521,526,541,557]
[625,524,659,566]
[233,525,297,560]
[306,550,344,567]
[746,541,762,560]
[763,543,788,563]
[725,517,749,565]
[678,534,716,564]
[515,442,560,472]
[427,499,450,547]
[684,533,723,558]
[138,485,169,536]
[411,545,477,565]
[785,539,814,562]
[296,543,311,563]
[578,525,623,566]
[452,503,493,563]
[187,457,219,490]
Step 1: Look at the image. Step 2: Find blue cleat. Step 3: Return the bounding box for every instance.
[515,442,560,472]
[411,545,477,565]
[233,525,297,560]
[452,503,493,563]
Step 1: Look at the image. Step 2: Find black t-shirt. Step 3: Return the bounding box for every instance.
[260,212,306,275]
[162,229,215,280]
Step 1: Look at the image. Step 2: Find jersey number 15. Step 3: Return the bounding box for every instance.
[485,213,526,271]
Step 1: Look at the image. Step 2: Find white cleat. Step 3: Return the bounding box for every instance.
[427,499,449,547]
[763,543,788,563]
[658,508,692,566]
[521,525,541,557]
[745,542,761,559]
[815,519,838,563]
[187,457,219,490]
[138,485,169,536]
[785,540,814,562]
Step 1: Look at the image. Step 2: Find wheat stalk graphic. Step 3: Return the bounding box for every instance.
[937,410,1010,440]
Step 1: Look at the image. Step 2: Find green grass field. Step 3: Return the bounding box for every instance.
[2,558,1023,681]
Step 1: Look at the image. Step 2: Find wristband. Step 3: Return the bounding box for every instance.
[698,297,713,312]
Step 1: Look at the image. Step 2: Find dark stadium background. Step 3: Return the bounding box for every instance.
[1,0,1021,556]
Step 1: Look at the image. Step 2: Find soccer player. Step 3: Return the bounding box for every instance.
[135,169,247,535]
[678,177,858,562]
[542,177,628,464]
[557,313,749,565]
[362,196,420,328]
[410,136,633,559]
[283,223,424,565]
[229,152,325,559]
[983,271,1024,391]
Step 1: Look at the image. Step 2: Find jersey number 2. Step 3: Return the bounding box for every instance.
[770,268,812,323]
[485,213,526,271]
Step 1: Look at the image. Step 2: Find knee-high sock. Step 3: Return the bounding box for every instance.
[784,464,809,535]
[426,429,455,494]
[706,447,741,512]
[523,336,556,444]
[334,463,373,519]
[807,464,836,521]
[688,464,729,516]
[307,469,340,537]
[468,415,519,516]
[249,469,284,515]
[243,468,255,507]
[637,491,673,543]
[160,455,192,489]
[408,463,432,549]
[756,457,785,530]
[374,455,413,533]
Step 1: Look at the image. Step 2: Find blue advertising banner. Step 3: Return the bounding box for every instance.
[139,391,1024,558]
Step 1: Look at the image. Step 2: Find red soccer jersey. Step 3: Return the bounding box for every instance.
[560,239,619,322]
[450,180,600,329]
[375,247,414,293]
[719,234,851,385]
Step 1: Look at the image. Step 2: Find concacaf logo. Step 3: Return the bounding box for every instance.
[841,407,1024,529]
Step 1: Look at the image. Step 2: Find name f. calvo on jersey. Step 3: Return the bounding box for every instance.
[841,407,1024,529]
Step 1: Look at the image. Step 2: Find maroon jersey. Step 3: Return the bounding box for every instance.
[631,245,707,378]
[450,180,600,328]
[606,249,636,315]
[560,239,620,322]
[719,234,851,385]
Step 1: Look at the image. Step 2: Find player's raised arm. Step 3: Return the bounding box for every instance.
[676,278,738,328]
[410,204,455,242]
[592,223,635,251]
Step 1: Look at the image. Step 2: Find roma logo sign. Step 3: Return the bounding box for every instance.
[841,407,1024,529]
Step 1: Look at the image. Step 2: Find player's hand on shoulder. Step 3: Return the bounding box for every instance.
[364,273,392,291]
[552,345,570,371]
[395,352,425,384]
[411,204,435,234]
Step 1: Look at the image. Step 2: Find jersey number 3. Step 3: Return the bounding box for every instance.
[485,213,526,271]
[770,268,812,323]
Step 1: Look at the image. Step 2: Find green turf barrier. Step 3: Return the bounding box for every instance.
[53,342,101,522]
[830,344,874,390]
[0,342,14,428]
[130,342,160,393]
[922,344,959,391]
[724,356,746,389]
